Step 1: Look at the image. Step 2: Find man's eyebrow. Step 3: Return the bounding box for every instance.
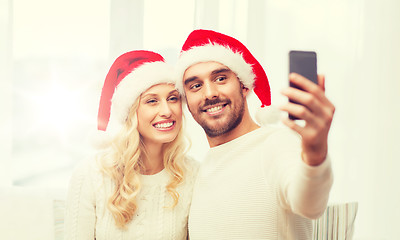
[184,67,232,86]
[184,76,198,86]
[211,67,231,75]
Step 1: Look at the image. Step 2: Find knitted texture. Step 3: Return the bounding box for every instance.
[188,126,333,240]
[64,157,199,240]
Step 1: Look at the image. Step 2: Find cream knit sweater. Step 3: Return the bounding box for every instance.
[64,156,199,240]
[188,126,333,240]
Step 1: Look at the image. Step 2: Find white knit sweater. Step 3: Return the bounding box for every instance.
[188,126,333,240]
[64,156,199,240]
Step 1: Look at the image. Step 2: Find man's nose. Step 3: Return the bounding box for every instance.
[203,81,218,100]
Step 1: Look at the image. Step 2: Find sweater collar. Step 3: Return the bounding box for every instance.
[140,168,169,186]
[207,127,265,156]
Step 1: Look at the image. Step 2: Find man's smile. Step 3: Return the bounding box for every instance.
[202,103,228,116]
[200,99,231,116]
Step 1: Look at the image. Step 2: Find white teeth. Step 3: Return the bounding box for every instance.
[206,105,222,113]
[154,122,173,129]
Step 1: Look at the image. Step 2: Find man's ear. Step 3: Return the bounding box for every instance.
[241,83,250,97]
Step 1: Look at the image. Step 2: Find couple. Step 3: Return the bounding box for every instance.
[64,29,335,240]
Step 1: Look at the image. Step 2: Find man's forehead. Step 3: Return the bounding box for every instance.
[183,61,233,79]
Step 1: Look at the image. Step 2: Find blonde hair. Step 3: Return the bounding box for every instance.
[97,97,188,229]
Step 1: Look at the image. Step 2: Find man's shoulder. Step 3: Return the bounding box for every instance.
[257,125,297,138]
[252,125,301,148]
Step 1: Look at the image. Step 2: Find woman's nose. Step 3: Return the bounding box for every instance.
[159,100,172,118]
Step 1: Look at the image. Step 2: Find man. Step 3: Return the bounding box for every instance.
[175,29,335,239]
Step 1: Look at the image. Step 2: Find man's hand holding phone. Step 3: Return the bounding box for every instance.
[279,51,335,166]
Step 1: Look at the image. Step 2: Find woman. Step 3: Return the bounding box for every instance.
[64,50,199,239]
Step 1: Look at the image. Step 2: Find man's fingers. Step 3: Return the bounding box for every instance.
[286,73,335,115]
[318,74,326,92]
[289,73,333,108]
[281,88,322,116]
[289,73,320,92]
[279,102,317,124]
[281,117,303,135]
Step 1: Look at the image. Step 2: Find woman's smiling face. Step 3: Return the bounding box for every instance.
[137,83,182,146]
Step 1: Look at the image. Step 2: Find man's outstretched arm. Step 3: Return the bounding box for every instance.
[280,73,335,166]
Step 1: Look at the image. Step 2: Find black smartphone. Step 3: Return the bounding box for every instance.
[288,50,318,120]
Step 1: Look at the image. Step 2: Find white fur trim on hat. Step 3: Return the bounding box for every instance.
[255,105,282,126]
[107,61,175,134]
[175,43,256,95]
[90,128,114,149]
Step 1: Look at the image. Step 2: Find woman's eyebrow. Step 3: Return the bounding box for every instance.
[141,93,157,98]
[142,90,178,98]
[169,89,179,95]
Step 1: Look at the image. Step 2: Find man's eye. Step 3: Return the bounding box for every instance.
[215,76,226,82]
[190,83,202,90]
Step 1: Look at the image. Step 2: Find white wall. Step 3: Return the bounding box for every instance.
[259,1,400,239]
[0,0,12,187]
[193,0,400,239]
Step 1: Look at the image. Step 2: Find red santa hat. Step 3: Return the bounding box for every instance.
[175,29,271,107]
[96,50,175,145]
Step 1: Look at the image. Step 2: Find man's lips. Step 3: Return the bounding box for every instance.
[202,103,227,115]
[201,98,230,110]
[201,99,230,115]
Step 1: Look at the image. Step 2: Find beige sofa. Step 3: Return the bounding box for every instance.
[0,186,66,240]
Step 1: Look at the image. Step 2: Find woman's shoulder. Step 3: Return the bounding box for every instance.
[69,154,104,185]
[184,155,200,172]
[73,155,98,172]
[181,155,200,183]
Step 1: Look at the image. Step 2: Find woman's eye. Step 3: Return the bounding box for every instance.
[146,99,157,104]
[168,96,179,102]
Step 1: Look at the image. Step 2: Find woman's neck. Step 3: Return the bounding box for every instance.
[141,141,165,175]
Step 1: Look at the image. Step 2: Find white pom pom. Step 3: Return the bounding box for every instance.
[88,129,113,149]
[255,105,282,126]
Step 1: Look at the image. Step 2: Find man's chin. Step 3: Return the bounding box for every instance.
[200,118,226,129]
[202,123,232,138]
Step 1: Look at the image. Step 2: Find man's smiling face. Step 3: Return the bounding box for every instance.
[183,61,248,138]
